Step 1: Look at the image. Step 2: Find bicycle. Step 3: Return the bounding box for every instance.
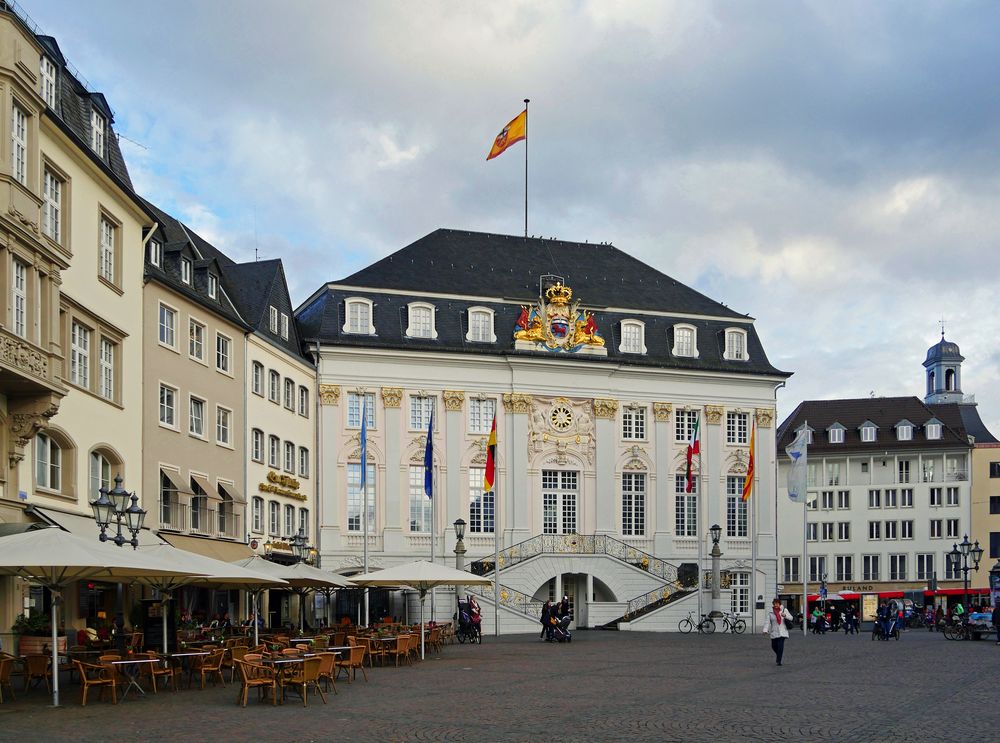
[720,612,746,634]
[678,611,716,634]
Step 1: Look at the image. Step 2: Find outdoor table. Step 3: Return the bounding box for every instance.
[165,651,209,676]
[111,658,163,701]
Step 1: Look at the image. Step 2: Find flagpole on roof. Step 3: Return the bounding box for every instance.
[361,397,369,627]
[750,420,758,634]
[801,419,808,638]
[523,98,529,238]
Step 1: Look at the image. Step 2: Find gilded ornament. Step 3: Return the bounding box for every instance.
[442,390,465,412]
[318,384,341,406]
[755,408,775,428]
[592,398,619,419]
[502,393,533,414]
[512,282,607,355]
[380,387,403,408]
[704,405,724,425]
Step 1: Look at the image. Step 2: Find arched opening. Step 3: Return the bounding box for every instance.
[945,368,955,391]
[927,370,935,395]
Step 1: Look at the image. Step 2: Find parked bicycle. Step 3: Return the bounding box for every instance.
[679,611,716,634]
[720,612,746,634]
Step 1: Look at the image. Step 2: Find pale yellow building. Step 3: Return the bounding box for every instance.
[970,443,1000,590]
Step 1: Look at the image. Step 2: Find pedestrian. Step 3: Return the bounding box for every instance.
[762,598,793,666]
[540,600,552,640]
[935,605,944,631]
[992,604,1000,645]
[925,605,935,632]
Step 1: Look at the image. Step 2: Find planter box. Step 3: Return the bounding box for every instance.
[17,634,66,656]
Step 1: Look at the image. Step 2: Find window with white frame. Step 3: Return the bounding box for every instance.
[347,392,376,428]
[885,488,897,508]
[821,522,834,541]
[808,555,827,582]
[925,422,942,440]
[284,505,295,536]
[298,386,310,417]
[826,462,841,486]
[346,462,376,532]
[674,409,699,442]
[251,496,264,533]
[268,435,280,468]
[99,217,115,284]
[280,313,289,340]
[251,362,264,396]
[860,424,876,442]
[837,490,850,509]
[898,460,911,484]
[284,441,295,472]
[726,476,748,537]
[216,406,231,446]
[730,572,750,615]
[468,397,496,435]
[622,406,646,440]
[897,423,912,441]
[726,412,749,445]
[268,370,280,403]
[930,487,942,507]
[99,338,114,400]
[946,487,959,506]
[837,522,850,540]
[930,519,942,538]
[408,465,432,532]
[42,168,62,243]
[180,257,191,284]
[468,466,494,533]
[901,488,913,507]
[267,501,279,534]
[189,319,205,361]
[90,109,105,154]
[251,429,264,462]
[189,397,205,437]
[782,556,800,582]
[868,521,881,540]
[207,274,218,299]
[298,447,309,478]
[467,308,495,343]
[619,320,645,354]
[409,395,435,431]
[806,523,818,541]
[836,555,853,581]
[672,325,697,357]
[147,239,162,267]
[675,474,697,537]
[159,384,177,427]
[828,426,844,444]
[12,259,26,339]
[542,470,578,535]
[621,472,646,536]
[35,432,61,491]
[901,520,913,539]
[405,303,435,339]
[40,57,56,108]
[724,328,748,360]
[344,298,374,335]
[889,554,907,581]
[299,508,309,539]
[868,489,881,508]
[885,520,897,540]
[89,451,114,501]
[946,518,959,538]
[11,103,27,185]
[945,553,960,580]
[70,321,90,387]
[916,553,934,581]
[215,333,231,373]
[158,304,176,347]
[284,379,295,410]
[269,306,278,333]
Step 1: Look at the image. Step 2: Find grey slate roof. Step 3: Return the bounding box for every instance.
[776,397,996,454]
[223,260,310,362]
[297,229,789,377]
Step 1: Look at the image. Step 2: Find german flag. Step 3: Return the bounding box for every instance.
[483,414,497,492]
[486,109,526,160]
[742,423,755,502]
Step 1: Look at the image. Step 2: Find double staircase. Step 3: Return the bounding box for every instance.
[468,534,696,628]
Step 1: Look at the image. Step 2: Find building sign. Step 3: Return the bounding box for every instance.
[838,584,875,593]
[258,470,306,501]
[861,594,879,621]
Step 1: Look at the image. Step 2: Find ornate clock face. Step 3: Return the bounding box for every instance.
[550,405,574,431]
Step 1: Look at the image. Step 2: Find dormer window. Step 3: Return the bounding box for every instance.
[280,313,289,340]
[925,421,942,440]
[90,109,106,155]
[40,57,56,109]
[798,426,814,445]
[343,298,375,335]
[207,274,218,299]
[619,320,646,355]
[672,324,698,358]
[860,423,877,443]
[147,239,162,267]
[180,257,192,284]
[896,422,913,441]
[724,328,748,361]
[269,306,279,333]
[828,425,844,444]
[406,302,437,339]
[466,307,496,343]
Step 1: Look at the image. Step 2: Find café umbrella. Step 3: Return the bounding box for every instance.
[0,527,206,707]
[351,560,493,659]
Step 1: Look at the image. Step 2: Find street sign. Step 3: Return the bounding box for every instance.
[776,584,785,593]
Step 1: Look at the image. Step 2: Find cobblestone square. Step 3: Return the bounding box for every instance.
[0,629,992,743]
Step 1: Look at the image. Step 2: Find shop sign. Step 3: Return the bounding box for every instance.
[258,470,306,501]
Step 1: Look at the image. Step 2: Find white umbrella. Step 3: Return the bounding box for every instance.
[351,560,492,659]
[136,544,289,650]
[0,527,206,707]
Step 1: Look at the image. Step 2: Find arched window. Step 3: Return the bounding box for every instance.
[251,429,264,462]
[268,370,280,402]
[945,369,955,391]
[298,386,310,417]
[89,448,122,502]
[406,302,437,339]
[619,320,646,355]
[927,370,935,395]
[252,362,264,396]
[343,297,375,335]
[36,432,62,492]
[724,328,748,361]
[466,307,496,343]
[672,324,698,358]
[284,441,295,472]
[268,435,280,468]
[284,378,295,410]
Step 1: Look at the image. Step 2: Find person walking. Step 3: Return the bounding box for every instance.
[991,604,1000,646]
[540,600,552,640]
[762,598,793,666]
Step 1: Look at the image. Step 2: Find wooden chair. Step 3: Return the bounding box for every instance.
[23,655,52,692]
[316,652,338,695]
[281,647,302,657]
[128,632,143,653]
[332,631,347,647]
[389,635,411,667]
[140,653,175,693]
[224,646,249,683]
[283,656,325,707]
[234,659,276,707]
[335,644,367,683]
[190,650,226,690]
[0,657,16,704]
[427,627,443,654]
[313,636,329,650]
[75,660,117,706]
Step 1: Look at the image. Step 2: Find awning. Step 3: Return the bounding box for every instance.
[159,533,253,562]
[27,506,165,547]
[161,468,194,495]
[924,588,991,597]
[218,481,245,504]
[190,473,218,499]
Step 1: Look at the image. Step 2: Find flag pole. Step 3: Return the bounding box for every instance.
[429,410,436,623]
[750,421,758,634]
[523,98,529,238]
[361,399,369,628]
[801,419,808,638]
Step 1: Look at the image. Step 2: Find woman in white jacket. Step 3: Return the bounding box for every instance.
[762,598,793,666]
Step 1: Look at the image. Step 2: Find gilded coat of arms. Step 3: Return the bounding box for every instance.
[513,282,607,356]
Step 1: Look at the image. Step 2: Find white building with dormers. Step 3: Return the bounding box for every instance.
[297,229,790,632]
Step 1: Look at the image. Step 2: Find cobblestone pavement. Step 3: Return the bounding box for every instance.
[0,628,994,743]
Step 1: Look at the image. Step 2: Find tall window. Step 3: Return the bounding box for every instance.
[158,304,176,347]
[898,460,911,483]
[409,466,432,532]
[468,309,493,342]
[251,429,264,462]
[345,299,373,335]
[916,553,934,581]
[620,321,645,354]
[407,303,434,338]
[269,501,280,534]
[298,386,310,417]
[189,320,205,360]
[89,451,112,502]
[726,412,749,445]
[347,392,375,428]
[930,487,942,507]
[11,259,26,338]
[901,488,914,507]
[730,572,750,615]
[70,321,90,387]
[298,447,309,477]
[837,522,850,540]
[280,313,289,340]
[284,441,295,472]
[40,57,56,108]
[468,466,494,533]
[868,489,881,509]
[252,497,263,533]
[180,257,191,284]
[217,407,231,445]
[542,470,578,535]
[207,274,218,299]
[284,379,295,410]
[268,435,280,468]
[299,508,309,539]
[673,325,696,357]
[269,370,280,402]
[837,490,851,509]
[946,518,959,538]
[930,519,942,539]
[189,397,205,436]
[869,521,881,540]
[35,432,61,491]
[946,487,959,506]
[11,104,27,185]
[215,334,231,373]
[468,397,496,435]
[42,169,61,242]
[885,489,897,508]
[90,109,105,154]
[347,462,376,532]
[147,239,162,267]
[674,409,699,442]
[409,395,435,431]
[889,554,907,581]
[725,329,747,360]
[99,217,115,284]
[863,554,880,581]
[726,476,748,537]
[269,306,279,333]
[782,557,800,582]
[284,505,295,536]
[621,472,646,536]
[159,384,176,426]
[809,556,827,582]
[622,406,646,440]
[835,555,853,581]
[252,362,264,396]
[99,339,114,399]
[675,474,697,537]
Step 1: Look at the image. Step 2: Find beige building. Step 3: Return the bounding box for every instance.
[969,443,1000,590]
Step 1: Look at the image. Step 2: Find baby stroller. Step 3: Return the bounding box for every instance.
[550,614,573,643]
[456,597,482,644]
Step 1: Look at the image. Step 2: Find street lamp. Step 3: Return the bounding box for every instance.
[453,519,467,606]
[289,528,308,562]
[948,534,984,614]
[709,523,722,618]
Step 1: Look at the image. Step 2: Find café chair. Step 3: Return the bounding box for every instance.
[335,644,367,683]
[283,656,325,707]
[316,652,338,695]
[234,659,276,707]
[0,657,16,703]
[23,655,52,693]
[75,660,118,706]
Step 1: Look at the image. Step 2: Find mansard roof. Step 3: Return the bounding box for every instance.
[224,260,310,362]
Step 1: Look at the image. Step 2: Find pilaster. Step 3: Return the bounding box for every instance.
[381,387,403,550]
[444,390,464,547]
[653,402,672,554]
[503,393,532,543]
[593,397,618,534]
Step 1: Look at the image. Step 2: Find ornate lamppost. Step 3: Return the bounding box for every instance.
[948,534,984,615]
[709,523,722,617]
[453,519,467,604]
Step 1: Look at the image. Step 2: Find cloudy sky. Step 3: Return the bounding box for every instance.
[25,0,1000,432]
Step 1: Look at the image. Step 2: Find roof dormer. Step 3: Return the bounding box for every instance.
[859,420,878,443]
[894,419,914,441]
[924,418,943,440]
[826,422,845,444]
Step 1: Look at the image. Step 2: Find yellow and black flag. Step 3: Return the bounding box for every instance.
[483,414,497,492]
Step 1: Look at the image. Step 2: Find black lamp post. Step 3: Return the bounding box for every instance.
[709,523,722,617]
[453,519,467,604]
[948,534,984,614]
[289,529,308,563]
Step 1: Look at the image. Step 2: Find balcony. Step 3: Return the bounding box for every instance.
[945,471,967,481]
[159,498,244,540]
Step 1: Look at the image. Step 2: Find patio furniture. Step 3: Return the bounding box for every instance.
[190,650,226,690]
[388,635,411,667]
[282,656,325,707]
[335,644,367,683]
[141,653,176,693]
[24,654,52,692]
[0,657,16,703]
[235,659,277,707]
[224,646,249,683]
[427,627,443,654]
[315,652,338,695]
[74,660,117,706]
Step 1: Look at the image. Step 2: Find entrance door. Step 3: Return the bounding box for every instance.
[542,470,578,534]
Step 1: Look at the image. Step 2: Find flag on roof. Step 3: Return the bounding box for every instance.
[486,109,527,160]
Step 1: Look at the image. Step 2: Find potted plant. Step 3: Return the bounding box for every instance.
[11,613,67,656]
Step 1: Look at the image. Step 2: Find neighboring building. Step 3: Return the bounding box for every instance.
[776,335,997,614]
[298,229,789,632]
[0,7,155,639]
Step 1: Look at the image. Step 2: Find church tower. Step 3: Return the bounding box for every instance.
[923,332,965,404]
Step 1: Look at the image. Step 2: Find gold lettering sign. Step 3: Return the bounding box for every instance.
[259,470,305,501]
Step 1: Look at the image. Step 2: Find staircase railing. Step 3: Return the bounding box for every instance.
[466,582,544,620]
[621,584,694,622]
